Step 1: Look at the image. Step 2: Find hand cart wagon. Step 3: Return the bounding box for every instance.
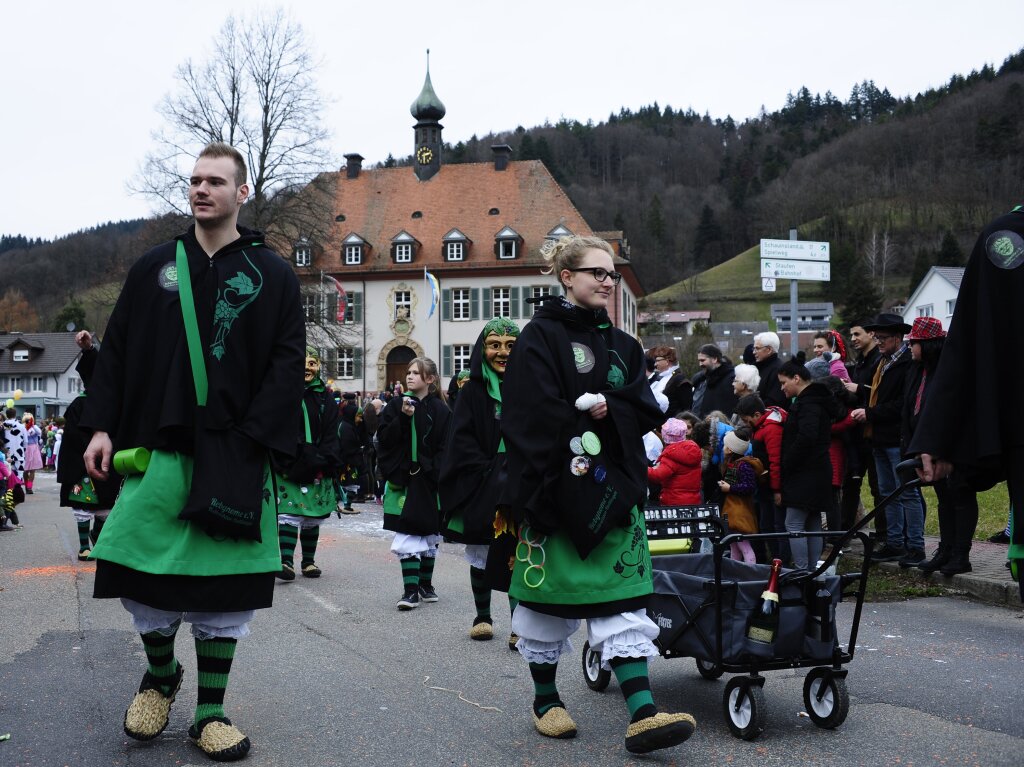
[581,462,922,740]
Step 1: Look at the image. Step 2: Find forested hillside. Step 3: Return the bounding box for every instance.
[4,48,1024,330]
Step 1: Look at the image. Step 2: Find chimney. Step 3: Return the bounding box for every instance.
[343,153,364,179]
[491,144,512,171]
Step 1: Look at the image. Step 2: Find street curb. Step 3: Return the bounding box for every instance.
[850,556,1021,608]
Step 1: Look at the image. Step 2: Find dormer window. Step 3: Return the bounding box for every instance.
[442,228,471,262]
[342,233,368,266]
[391,231,419,265]
[494,226,522,260]
[546,224,574,240]
[294,238,311,267]
[12,349,28,362]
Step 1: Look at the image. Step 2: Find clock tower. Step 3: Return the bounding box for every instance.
[410,52,445,182]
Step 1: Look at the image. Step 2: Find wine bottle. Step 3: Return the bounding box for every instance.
[746,558,782,644]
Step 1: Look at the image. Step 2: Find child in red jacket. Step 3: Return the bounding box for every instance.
[647,418,702,506]
[736,394,788,564]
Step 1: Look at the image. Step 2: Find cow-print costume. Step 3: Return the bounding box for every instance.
[3,418,26,479]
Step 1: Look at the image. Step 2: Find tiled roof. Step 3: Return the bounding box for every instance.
[638,311,712,323]
[0,332,81,375]
[320,161,595,273]
[933,266,964,289]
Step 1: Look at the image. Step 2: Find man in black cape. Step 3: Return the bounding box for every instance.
[82,142,305,761]
[911,207,1024,601]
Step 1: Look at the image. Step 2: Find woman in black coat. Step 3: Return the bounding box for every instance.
[376,357,450,610]
[778,360,837,569]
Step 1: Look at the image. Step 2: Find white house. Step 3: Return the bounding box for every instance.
[286,69,643,392]
[0,332,85,417]
[902,267,965,328]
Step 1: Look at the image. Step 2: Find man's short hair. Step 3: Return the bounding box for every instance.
[698,344,723,360]
[778,360,810,380]
[198,142,247,187]
[754,332,780,353]
[5,407,15,418]
[649,345,677,365]
[735,393,766,417]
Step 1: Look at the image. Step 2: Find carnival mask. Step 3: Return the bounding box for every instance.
[304,355,321,383]
[484,334,516,375]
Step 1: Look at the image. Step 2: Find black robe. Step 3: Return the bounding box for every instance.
[282,383,341,483]
[83,225,305,610]
[438,331,506,545]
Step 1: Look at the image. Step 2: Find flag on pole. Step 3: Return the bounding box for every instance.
[424,268,440,319]
[324,274,348,322]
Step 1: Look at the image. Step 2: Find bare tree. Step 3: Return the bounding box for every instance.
[131,8,334,243]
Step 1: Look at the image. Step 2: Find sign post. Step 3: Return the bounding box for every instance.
[759,232,831,356]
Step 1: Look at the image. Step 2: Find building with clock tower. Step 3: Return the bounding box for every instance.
[283,66,643,393]
[411,62,444,181]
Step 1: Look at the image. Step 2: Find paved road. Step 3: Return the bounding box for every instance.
[1,472,1022,766]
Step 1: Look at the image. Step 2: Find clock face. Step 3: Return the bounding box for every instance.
[416,146,434,165]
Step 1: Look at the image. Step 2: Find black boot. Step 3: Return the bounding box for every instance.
[940,550,972,576]
[918,544,951,574]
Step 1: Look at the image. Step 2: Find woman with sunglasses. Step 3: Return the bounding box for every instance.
[500,235,696,754]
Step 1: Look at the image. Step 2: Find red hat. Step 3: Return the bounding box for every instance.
[905,316,945,341]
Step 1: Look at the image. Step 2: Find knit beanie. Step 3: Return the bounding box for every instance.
[661,418,688,444]
[805,353,832,381]
[723,430,749,456]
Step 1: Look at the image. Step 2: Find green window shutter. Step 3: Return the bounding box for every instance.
[442,288,452,321]
[471,288,480,320]
[354,347,363,377]
[324,291,338,322]
[522,288,532,316]
[352,292,363,323]
[510,286,521,319]
[442,345,453,377]
[483,288,492,319]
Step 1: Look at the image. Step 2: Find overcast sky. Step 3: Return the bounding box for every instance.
[4,1,1023,240]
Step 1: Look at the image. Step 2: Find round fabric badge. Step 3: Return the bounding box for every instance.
[581,431,602,456]
[157,262,180,292]
[571,342,596,373]
[593,465,608,484]
[985,230,1024,270]
[569,436,585,455]
[570,455,591,476]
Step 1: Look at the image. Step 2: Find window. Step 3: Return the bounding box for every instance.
[337,348,355,378]
[917,304,934,318]
[492,287,511,318]
[67,377,83,394]
[294,243,311,267]
[303,292,320,323]
[453,344,471,374]
[395,290,412,320]
[446,241,464,261]
[498,240,517,259]
[12,349,28,362]
[394,243,412,263]
[31,376,45,393]
[531,286,551,314]
[452,288,471,321]
[342,291,363,324]
[10,377,22,392]
[344,244,362,265]
[946,298,956,316]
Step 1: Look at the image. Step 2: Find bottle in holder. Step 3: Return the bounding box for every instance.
[807,577,833,643]
[746,558,783,644]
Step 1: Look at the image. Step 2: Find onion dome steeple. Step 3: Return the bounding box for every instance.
[411,50,444,181]
[410,51,446,121]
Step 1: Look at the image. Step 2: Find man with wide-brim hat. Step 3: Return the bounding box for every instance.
[851,312,924,566]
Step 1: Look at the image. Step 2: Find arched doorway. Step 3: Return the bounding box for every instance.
[385,345,416,393]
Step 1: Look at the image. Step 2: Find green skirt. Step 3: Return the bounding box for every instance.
[509,506,653,615]
[276,475,335,519]
[91,450,281,576]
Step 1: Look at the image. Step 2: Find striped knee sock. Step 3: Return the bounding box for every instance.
[194,637,236,725]
[418,556,436,587]
[76,519,91,550]
[140,629,180,695]
[469,566,491,622]
[529,662,563,716]
[609,656,657,722]
[400,557,420,592]
[299,526,320,566]
[278,523,298,564]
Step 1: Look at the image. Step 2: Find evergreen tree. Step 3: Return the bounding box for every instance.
[936,231,964,266]
[51,297,88,333]
[838,271,883,329]
[692,204,723,268]
[908,247,933,293]
[646,194,666,243]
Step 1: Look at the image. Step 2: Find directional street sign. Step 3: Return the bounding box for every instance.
[760,238,830,262]
[760,259,831,281]
[761,277,776,292]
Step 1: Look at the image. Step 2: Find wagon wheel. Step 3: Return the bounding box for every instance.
[695,657,723,680]
[723,677,766,740]
[581,640,611,691]
[802,668,850,729]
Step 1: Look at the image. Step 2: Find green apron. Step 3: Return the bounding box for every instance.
[509,505,653,606]
[276,401,336,519]
[90,450,281,576]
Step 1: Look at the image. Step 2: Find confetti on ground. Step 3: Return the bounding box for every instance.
[422,676,503,713]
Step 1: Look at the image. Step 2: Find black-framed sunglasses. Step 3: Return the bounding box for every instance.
[569,267,622,285]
